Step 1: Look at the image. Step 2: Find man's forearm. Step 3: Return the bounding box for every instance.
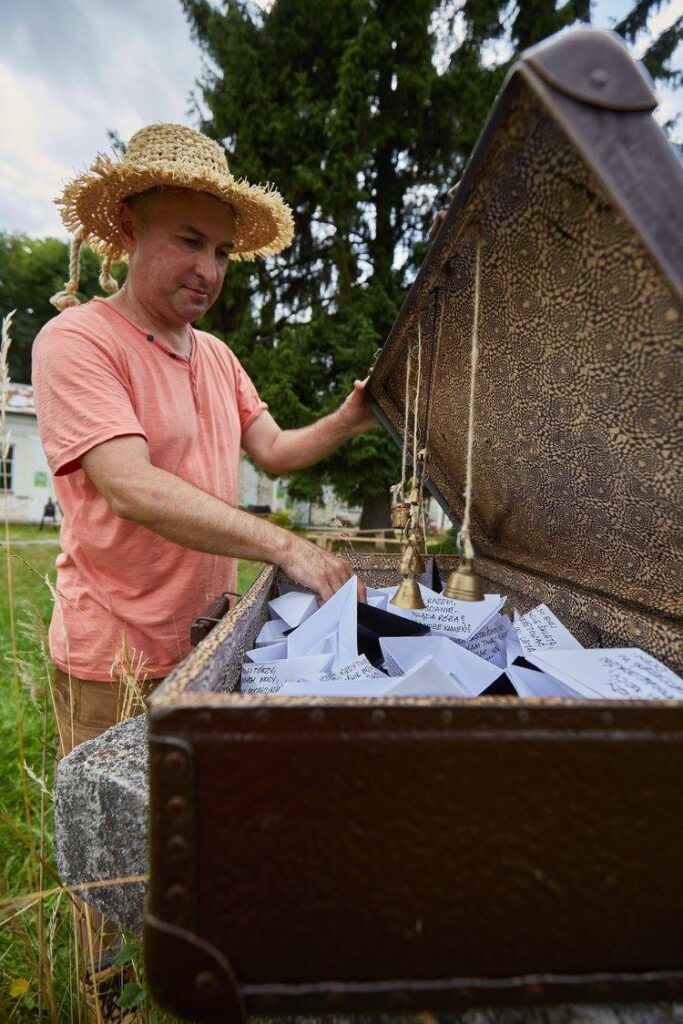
[116,461,292,564]
[268,408,354,473]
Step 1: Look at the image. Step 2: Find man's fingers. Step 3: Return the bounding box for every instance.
[357,578,367,603]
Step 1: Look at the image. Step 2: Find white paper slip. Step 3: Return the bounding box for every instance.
[366,586,394,610]
[507,664,580,699]
[404,588,506,642]
[385,656,467,697]
[280,656,464,698]
[515,603,583,657]
[255,618,289,647]
[287,575,358,669]
[529,648,683,701]
[244,641,288,664]
[267,590,318,629]
[279,677,392,697]
[310,654,385,682]
[380,635,503,697]
[240,654,335,694]
[308,632,338,657]
[460,614,507,667]
[506,613,524,665]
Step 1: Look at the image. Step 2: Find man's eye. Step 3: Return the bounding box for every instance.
[217,250,229,261]
[180,236,200,247]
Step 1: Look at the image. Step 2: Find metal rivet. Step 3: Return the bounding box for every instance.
[166,884,187,906]
[164,751,185,772]
[309,708,324,723]
[197,710,212,725]
[167,835,188,857]
[167,795,188,818]
[256,708,270,722]
[601,711,614,726]
[195,970,218,996]
[441,709,454,724]
[372,708,385,724]
[517,708,530,725]
[590,67,609,88]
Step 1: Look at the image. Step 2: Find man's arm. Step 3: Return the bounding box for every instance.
[242,379,377,474]
[80,435,362,601]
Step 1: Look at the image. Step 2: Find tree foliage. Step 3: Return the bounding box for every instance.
[184,0,681,523]
[0,235,113,385]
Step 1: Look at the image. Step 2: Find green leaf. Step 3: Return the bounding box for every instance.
[116,981,148,1010]
[111,939,141,967]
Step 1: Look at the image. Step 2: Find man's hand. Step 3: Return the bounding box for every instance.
[280,532,367,603]
[336,378,378,437]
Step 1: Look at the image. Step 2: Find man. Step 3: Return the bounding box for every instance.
[33,122,376,1020]
[33,123,376,755]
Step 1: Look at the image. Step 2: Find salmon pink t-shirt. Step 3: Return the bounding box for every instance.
[31,298,267,682]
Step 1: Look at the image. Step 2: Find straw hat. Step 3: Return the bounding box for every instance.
[50,123,295,310]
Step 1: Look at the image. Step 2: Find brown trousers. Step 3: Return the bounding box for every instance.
[53,668,165,757]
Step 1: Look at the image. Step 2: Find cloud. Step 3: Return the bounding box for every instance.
[0,0,680,241]
[0,0,206,238]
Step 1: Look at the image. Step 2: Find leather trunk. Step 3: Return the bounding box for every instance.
[145,27,683,1024]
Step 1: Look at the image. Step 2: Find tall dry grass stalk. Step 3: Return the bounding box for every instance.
[1,311,174,1019]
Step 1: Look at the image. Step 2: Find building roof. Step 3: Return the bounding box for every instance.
[5,382,35,416]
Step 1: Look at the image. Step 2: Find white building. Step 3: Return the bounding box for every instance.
[2,383,54,523]
[4,383,450,532]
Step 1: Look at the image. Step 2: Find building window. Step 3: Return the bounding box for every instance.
[0,445,13,493]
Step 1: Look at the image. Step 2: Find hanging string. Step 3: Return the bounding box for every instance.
[411,319,422,490]
[457,232,482,560]
[399,345,412,497]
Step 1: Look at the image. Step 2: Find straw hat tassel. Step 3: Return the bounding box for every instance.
[50,228,84,311]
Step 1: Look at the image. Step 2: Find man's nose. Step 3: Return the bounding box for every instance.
[194,249,218,285]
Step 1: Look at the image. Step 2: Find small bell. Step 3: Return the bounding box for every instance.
[390,501,410,529]
[443,557,485,602]
[399,541,425,577]
[390,576,425,610]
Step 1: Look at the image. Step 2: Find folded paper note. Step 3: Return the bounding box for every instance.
[255,618,289,647]
[380,635,504,696]
[279,655,463,698]
[287,576,358,669]
[396,587,506,643]
[267,590,318,629]
[244,641,288,664]
[514,604,583,657]
[528,648,683,701]
[241,654,335,694]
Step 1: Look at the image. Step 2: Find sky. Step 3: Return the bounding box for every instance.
[1,0,681,240]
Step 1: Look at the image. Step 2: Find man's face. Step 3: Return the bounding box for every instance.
[119,188,236,325]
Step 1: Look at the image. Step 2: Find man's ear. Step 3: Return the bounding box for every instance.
[116,201,138,255]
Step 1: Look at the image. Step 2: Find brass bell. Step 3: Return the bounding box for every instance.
[399,542,425,577]
[389,576,425,610]
[443,557,485,602]
[390,501,410,529]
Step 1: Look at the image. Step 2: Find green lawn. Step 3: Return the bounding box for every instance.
[0,533,262,1021]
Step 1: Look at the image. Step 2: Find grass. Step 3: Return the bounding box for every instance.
[0,528,262,1021]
